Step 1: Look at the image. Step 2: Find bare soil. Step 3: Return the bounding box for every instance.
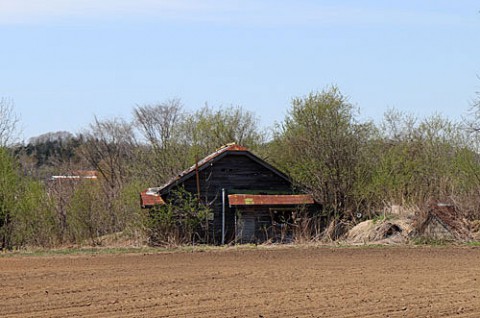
[1,246,480,317]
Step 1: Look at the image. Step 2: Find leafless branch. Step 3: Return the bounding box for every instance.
[0,97,20,147]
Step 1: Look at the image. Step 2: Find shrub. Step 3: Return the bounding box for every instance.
[146,188,211,246]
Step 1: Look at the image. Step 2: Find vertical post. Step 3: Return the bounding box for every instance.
[222,188,226,245]
[234,208,237,244]
[195,154,201,199]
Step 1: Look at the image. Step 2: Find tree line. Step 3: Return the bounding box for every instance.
[1,86,480,248]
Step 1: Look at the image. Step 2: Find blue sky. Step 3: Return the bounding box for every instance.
[1,0,479,140]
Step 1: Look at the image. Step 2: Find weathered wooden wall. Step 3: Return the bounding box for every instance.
[164,152,294,243]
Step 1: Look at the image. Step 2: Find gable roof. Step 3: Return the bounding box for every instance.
[148,144,292,195]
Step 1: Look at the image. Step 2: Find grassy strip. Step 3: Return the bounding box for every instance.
[1,246,157,258]
[2,241,480,258]
[0,243,266,258]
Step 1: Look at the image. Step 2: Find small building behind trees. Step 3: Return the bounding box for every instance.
[141,144,318,244]
[415,202,472,242]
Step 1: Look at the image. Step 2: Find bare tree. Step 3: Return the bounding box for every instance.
[134,99,184,151]
[80,117,136,192]
[464,91,480,135]
[0,98,20,147]
[133,99,188,183]
[133,100,265,185]
[76,117,139,236]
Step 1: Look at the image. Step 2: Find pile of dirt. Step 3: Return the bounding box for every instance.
[94,230,147,247]
[324,219,352,240]
[346,202,473,244]
[346,217,414,244]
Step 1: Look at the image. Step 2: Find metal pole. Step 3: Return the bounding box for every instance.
[234,208,237,244]
[222,188,225,245]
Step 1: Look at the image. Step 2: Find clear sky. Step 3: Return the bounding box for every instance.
[1,1,479,140]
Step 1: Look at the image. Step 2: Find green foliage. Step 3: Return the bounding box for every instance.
[361,111,472,207]
[7,89,480,247]
[271,86,372,218]
[0,147,21,249]
[62,179,145,245]
[111,180,147,237]
[411,237,451,246]
[19,132,83,167]
[134,102,263,186]
[0,148,57,249]
[66,181,106,245]
[10,181,59,247]
[146,188,211,246]
[270,87,480,224]
[371,214,395,224]
[185,104,265,157]
[465,241,480,247]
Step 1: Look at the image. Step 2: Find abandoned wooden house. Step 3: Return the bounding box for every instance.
[140,144,317,244]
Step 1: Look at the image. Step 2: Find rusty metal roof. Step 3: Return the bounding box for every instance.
[228,194,314,206]
[140,190,165,208]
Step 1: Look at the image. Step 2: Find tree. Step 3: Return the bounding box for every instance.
[78,117,138,236]
[0,97,20,147]
[354,108,475,214]
[0,148,56,249]
[464,90,480,133]
[271,86,371,219]
[133,101,265,184]
[146,187,211,246]
[0,147,20,249]
[133,99,189,184]
[15,131,85,179]
[134,99,184,151]
[184,104,265,158]
[80,117,136,192]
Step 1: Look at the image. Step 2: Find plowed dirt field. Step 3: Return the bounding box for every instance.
[1,246,480,317]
